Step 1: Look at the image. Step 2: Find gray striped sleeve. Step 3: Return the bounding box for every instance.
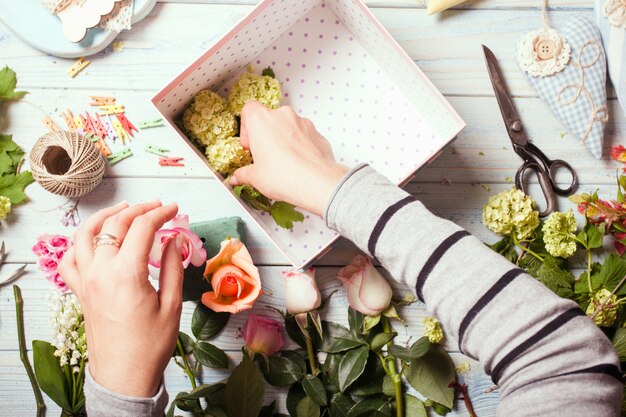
[325,164,623,417]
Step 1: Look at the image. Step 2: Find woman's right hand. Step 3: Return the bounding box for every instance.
[229,101,349,216]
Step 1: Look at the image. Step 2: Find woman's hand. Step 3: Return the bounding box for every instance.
[230,101,349,216]
[58,200,184,398]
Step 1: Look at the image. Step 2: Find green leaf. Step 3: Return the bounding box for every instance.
[405,344,455,408]
[362,314,381,334]
[382,375,395,397]
[577,222,605,250]
[370,332,397,352]
[193,341,228,368]
[270,201,305,229]
[180,382,226,400]
[280,350,307,373]
[0,134,25,176]
[32,340,72,410]
[234,185,272,212]
[319,322,356,352]
[302,374,327,406]
[327,337,365,353]
[172,331,195,357]
[337,345,369,392]
[0,67,28,102]
[613,328,626,362]
[348,352,386,397]
[329,393,355,417]
[521,254,574,292]
[348,308,364,337]
[346,397,393,417]
[285,315,308,349]
[487,236,518,263]
[191,303,230,340]
[388,337,430,363]
[262,355,305,387]
[286,384,306,417]
[296,397,321,417]
[0,171,34,204]
[226,355,265,417]
[323,353,342,390]
[593,253,626,294]
[259,400,276,417]
[261,67,276,78]
[404,395,428,417]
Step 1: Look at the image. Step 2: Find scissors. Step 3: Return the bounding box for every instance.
[0,241,26,287]
[482,45,578,217]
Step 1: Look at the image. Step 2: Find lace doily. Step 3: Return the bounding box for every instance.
[99,0,133,32]
[604,0,626,29]
[517,28,571,77]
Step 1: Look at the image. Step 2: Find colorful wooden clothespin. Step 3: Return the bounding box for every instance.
[99,105,125,115]
[101,115,117,141]
[139,118,164,129]
[43,116,60,132]
[92,113,108,139]
[158,156,184,167]
[73,115,85,135]
[111,116,130,144]
[89,96,116,106]
[145,143,169,156]
[80,114,95,136]
[61,109,77,131]
[68,57,90,78]
[107,147,132,165]
[115,114,138,137]
[94,137,112,157]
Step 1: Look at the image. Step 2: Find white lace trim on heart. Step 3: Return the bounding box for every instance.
[604,0,626,29]
[517,28,571,77]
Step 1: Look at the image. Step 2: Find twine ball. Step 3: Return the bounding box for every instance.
[29,130,106,198]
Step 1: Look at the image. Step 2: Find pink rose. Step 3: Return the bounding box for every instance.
[148,214,207,269]
[201,238,262,314]
[337,255,393,316]
[38,255,59,274]
[283,268,322,315]
[46,272,70,293]
[32,240,50,256]
[46,235,72,253]
[242,314,285,356]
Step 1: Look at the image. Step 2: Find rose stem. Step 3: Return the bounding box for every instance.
[452,382,477,417]
[14,285,46,417]
[381,316,403,417]
[304,335,320,376]
[177,337,197,389]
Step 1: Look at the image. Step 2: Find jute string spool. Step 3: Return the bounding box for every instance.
[29,130,106,198]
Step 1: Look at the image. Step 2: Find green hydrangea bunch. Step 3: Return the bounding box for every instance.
[423,316,443,344]
[0,195,11,221]
[181,90,238,147]
[542,210,578,258]
[205,137,253,176]
[482,188,540,240]
[228,70,282,116]
[586,289,619,327]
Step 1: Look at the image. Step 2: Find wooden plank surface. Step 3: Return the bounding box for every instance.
[0,0,620,415]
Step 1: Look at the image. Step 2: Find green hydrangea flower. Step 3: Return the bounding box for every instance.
[0,196,11,221]
[205,137,252,176]
[228,70,282,116]
[423,316,443,344]
[542,210,578,258]
[482,188,540,240]
[586,289,619,327]
[181,90,238,147]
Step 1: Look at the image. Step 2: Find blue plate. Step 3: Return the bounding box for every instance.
[0,0,157,58]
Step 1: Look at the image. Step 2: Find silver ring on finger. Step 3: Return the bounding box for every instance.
[92,233,122,251]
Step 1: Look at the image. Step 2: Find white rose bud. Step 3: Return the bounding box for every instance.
[283,268,322,315]
[337,255,393,316]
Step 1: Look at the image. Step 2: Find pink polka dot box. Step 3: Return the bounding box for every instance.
[152,0,466,270]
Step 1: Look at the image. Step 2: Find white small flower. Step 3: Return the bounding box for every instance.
[517,28,571,77]
[47,289,88,369]
[604,0,626,28]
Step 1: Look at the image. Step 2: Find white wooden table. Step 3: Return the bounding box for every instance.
[1,1,623,415]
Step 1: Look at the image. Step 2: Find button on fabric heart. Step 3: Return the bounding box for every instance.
[518,17,608,159]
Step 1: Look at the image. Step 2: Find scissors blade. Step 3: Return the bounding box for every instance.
[482,45,528,147]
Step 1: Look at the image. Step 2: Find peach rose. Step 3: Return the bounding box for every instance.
[337,254,393,316]
[201,238,262,314]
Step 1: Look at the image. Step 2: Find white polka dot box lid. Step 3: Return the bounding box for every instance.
[151,0,466,270]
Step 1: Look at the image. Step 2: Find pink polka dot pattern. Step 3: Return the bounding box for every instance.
[153,0,464,270]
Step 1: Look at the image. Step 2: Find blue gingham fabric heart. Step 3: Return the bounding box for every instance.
[596,0,626,118]
[520,17,608,159]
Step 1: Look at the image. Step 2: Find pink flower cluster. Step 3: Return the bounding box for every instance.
[32,234,72,293]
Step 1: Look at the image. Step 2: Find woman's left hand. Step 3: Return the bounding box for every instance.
[58,200,184,398]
